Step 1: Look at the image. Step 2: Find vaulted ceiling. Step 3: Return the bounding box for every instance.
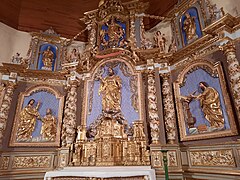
[0,0,177,41]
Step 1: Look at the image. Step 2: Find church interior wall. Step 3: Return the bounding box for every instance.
[210,0,240,16]
[0,22,31,65]
[0,0,240,179]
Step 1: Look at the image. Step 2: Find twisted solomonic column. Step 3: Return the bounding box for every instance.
[0,81,16,147]
[222,42,240,119]
[147,70,160,144]
[161,73,176,144]
[61,79,79,147]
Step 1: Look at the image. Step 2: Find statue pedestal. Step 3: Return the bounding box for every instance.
[44,166,156,180]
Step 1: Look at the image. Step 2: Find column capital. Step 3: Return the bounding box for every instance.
[220,41,236,54]
[160,72,171,79]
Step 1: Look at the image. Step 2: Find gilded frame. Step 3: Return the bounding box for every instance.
[28,29,68,71]
[174,60,237,141]
[81,58,145,127]
[97,14,130,52]
[10,84,64,147]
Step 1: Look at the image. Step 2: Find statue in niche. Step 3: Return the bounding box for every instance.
[98,67,122,113]
[40,46,54,70]
[190,82,224,129]
[154,31,166,52]
[183,12,198,43]
[69,48,79,62]
[106,18,126,48]
[17,99,41,141]
[40,108,57,141]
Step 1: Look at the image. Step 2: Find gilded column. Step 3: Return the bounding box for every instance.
[87,18,97,49]
[139,16,145,48]
[147,70,160,144]
[222,42,240,118]
[161,73,176,144]
[0,81,16,146]
[61,78,79,147]
[129,11,137,47]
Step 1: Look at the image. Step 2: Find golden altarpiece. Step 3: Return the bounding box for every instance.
[0,0,240,179]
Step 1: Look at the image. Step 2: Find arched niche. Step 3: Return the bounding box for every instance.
[81,58,145,139]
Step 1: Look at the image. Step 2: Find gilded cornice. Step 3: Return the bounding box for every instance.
[0,63,67,80]
[166,0,197,18]
[81,0,148,23]
[170,34,218,65]
[31,32,68,46]
[203,14,240,34]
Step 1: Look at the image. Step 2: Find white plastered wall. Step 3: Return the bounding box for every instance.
[210,0,240,16]
[0,22,31,64]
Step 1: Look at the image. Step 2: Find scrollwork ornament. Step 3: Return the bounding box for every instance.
[190,149,235,167]
[12,155,51,169]
[129,12,137,48]
[0,81,16,147]
[61,79,79,147]
[221,42,240,119]
[147,70,160,144]
[161,73,176,144]
[0,156,10,170]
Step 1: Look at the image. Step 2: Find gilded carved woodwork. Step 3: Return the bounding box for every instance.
[174,60,237,141]
[0,81,16,147]
[161,73,176,144]
[221,42,240,119]
[151,150,178,168]
[61,78,79,147]
[1,0,240,179]
[0,156,10,170]
[147,70,160,144]
[72,119,150,166]
[12,155,52,169]
[189,149,235,167]
[10,84,64,147]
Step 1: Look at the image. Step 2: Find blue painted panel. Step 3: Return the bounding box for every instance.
[87,64,139,126]
[22,91,60,138]
[180,69,230,135]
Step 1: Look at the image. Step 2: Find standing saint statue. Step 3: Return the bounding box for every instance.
[40,46,54,70]
[154,31,166,52]
[40,108,57,141]
[98,67,122,113]
[17,99,41,141]
[190,82,224,128]
[183,12,197,43]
